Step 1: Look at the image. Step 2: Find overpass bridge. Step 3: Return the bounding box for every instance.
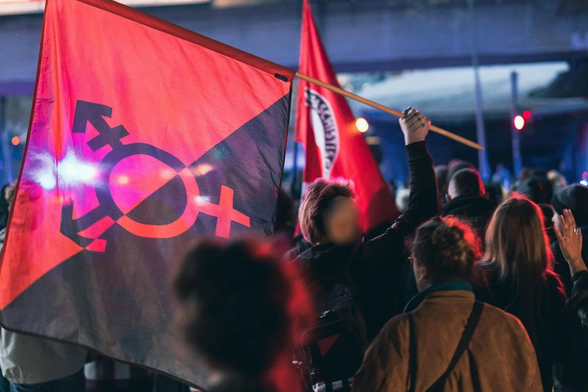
[1,0,588,94]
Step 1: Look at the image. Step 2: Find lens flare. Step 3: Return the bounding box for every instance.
[194,196,210,206]
[32,153,98,191]
[38,172,57,190]
[57,155,97,183]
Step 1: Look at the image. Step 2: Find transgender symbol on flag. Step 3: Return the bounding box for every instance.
[0,0,293,385]
[60,100,251,252]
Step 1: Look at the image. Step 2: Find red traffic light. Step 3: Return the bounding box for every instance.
[514,115,525,131]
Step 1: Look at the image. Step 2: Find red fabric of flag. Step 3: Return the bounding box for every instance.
[295,0,398,233]
[0,0,293,388]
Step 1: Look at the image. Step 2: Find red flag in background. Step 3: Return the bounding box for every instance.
[295,0,398,233]
[0,0,293,388]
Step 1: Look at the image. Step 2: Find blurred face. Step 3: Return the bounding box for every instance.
[323,197,360,246]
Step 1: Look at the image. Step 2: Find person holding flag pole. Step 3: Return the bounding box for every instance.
[0,0,481,389]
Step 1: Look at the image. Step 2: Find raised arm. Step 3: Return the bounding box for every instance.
[366,108,438,258]
[555,209,588,326]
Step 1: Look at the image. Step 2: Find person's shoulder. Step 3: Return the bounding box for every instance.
[478,302,528,335]
[479,301,513,319]
[378,312,411,338]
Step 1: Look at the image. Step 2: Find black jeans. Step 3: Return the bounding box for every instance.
[8,369,85,392]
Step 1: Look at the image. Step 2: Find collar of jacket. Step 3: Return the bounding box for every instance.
[404,281,473,313]
[440,195,498,216]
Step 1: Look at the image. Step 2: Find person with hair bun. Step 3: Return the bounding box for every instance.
[353,217,542,392]
[174,238,313,392]
[478,195,570,392]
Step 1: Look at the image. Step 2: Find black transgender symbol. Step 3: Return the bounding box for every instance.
[60,100,250,251]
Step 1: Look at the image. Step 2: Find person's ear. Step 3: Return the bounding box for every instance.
[446,194,451,202]
[418,264,429,282]
[413,260,428,282]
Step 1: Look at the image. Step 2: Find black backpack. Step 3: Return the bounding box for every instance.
[295,269,369,392]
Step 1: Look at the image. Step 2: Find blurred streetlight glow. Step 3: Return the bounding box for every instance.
[356,118,369,133]
[514,115,525,131]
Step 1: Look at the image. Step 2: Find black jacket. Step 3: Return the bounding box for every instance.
[476,268,570,392]
[293,141,438,340]
[440,195,497,239]
[567,271,588,326]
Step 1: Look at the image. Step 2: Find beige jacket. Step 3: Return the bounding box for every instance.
[353,290,542,392]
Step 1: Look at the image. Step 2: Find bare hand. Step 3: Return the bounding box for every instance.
[555,209,587,276]
[399,107,430,146]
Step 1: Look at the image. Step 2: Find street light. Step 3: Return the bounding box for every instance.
[356,118,369,133]
[513,115,525,131]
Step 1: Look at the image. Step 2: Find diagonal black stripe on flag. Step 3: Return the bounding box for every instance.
[0,94,291,390]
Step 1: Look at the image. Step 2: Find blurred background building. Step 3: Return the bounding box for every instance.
[1,0,588,186]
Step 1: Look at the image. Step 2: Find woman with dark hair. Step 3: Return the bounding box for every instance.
[174,238,312,392]
[353,217,541,391]
[478,195,570,391]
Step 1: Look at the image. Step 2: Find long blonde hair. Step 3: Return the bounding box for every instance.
[484,194,555,350]
[485,195,553,280]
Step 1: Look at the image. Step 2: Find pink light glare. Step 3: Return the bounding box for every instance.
[32,152,99,191]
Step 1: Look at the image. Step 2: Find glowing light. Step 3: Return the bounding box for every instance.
[39,172,57,190]
[57,155,97,183]
[514,115,525,131]
[194,196,210,205]
[117,175,130,185]
[581,180,588,187]
[366,136,381,145]
[356,118,369,133]
[33,153,99,190]
[191,164,213,177]
[523,110,532,120]
[11,136,20,146]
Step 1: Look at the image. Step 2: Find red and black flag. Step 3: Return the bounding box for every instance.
[0,0,293,387]
[295,0,397,232]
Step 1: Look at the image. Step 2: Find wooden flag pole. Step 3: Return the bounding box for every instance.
[295,72,484,151]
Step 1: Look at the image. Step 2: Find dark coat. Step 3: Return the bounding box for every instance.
[567,271,588,326]
[284,234,313,262]
[476,268,570,392]
[294,142,438,341]
[440,195,497,240]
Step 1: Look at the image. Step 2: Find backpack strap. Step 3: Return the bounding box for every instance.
[407,312,417,392]
[427,301,484,392]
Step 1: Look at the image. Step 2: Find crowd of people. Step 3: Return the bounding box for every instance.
[1,107,588,392]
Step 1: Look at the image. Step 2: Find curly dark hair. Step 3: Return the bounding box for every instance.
[174,238,293,380]
[412,216,482,284]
